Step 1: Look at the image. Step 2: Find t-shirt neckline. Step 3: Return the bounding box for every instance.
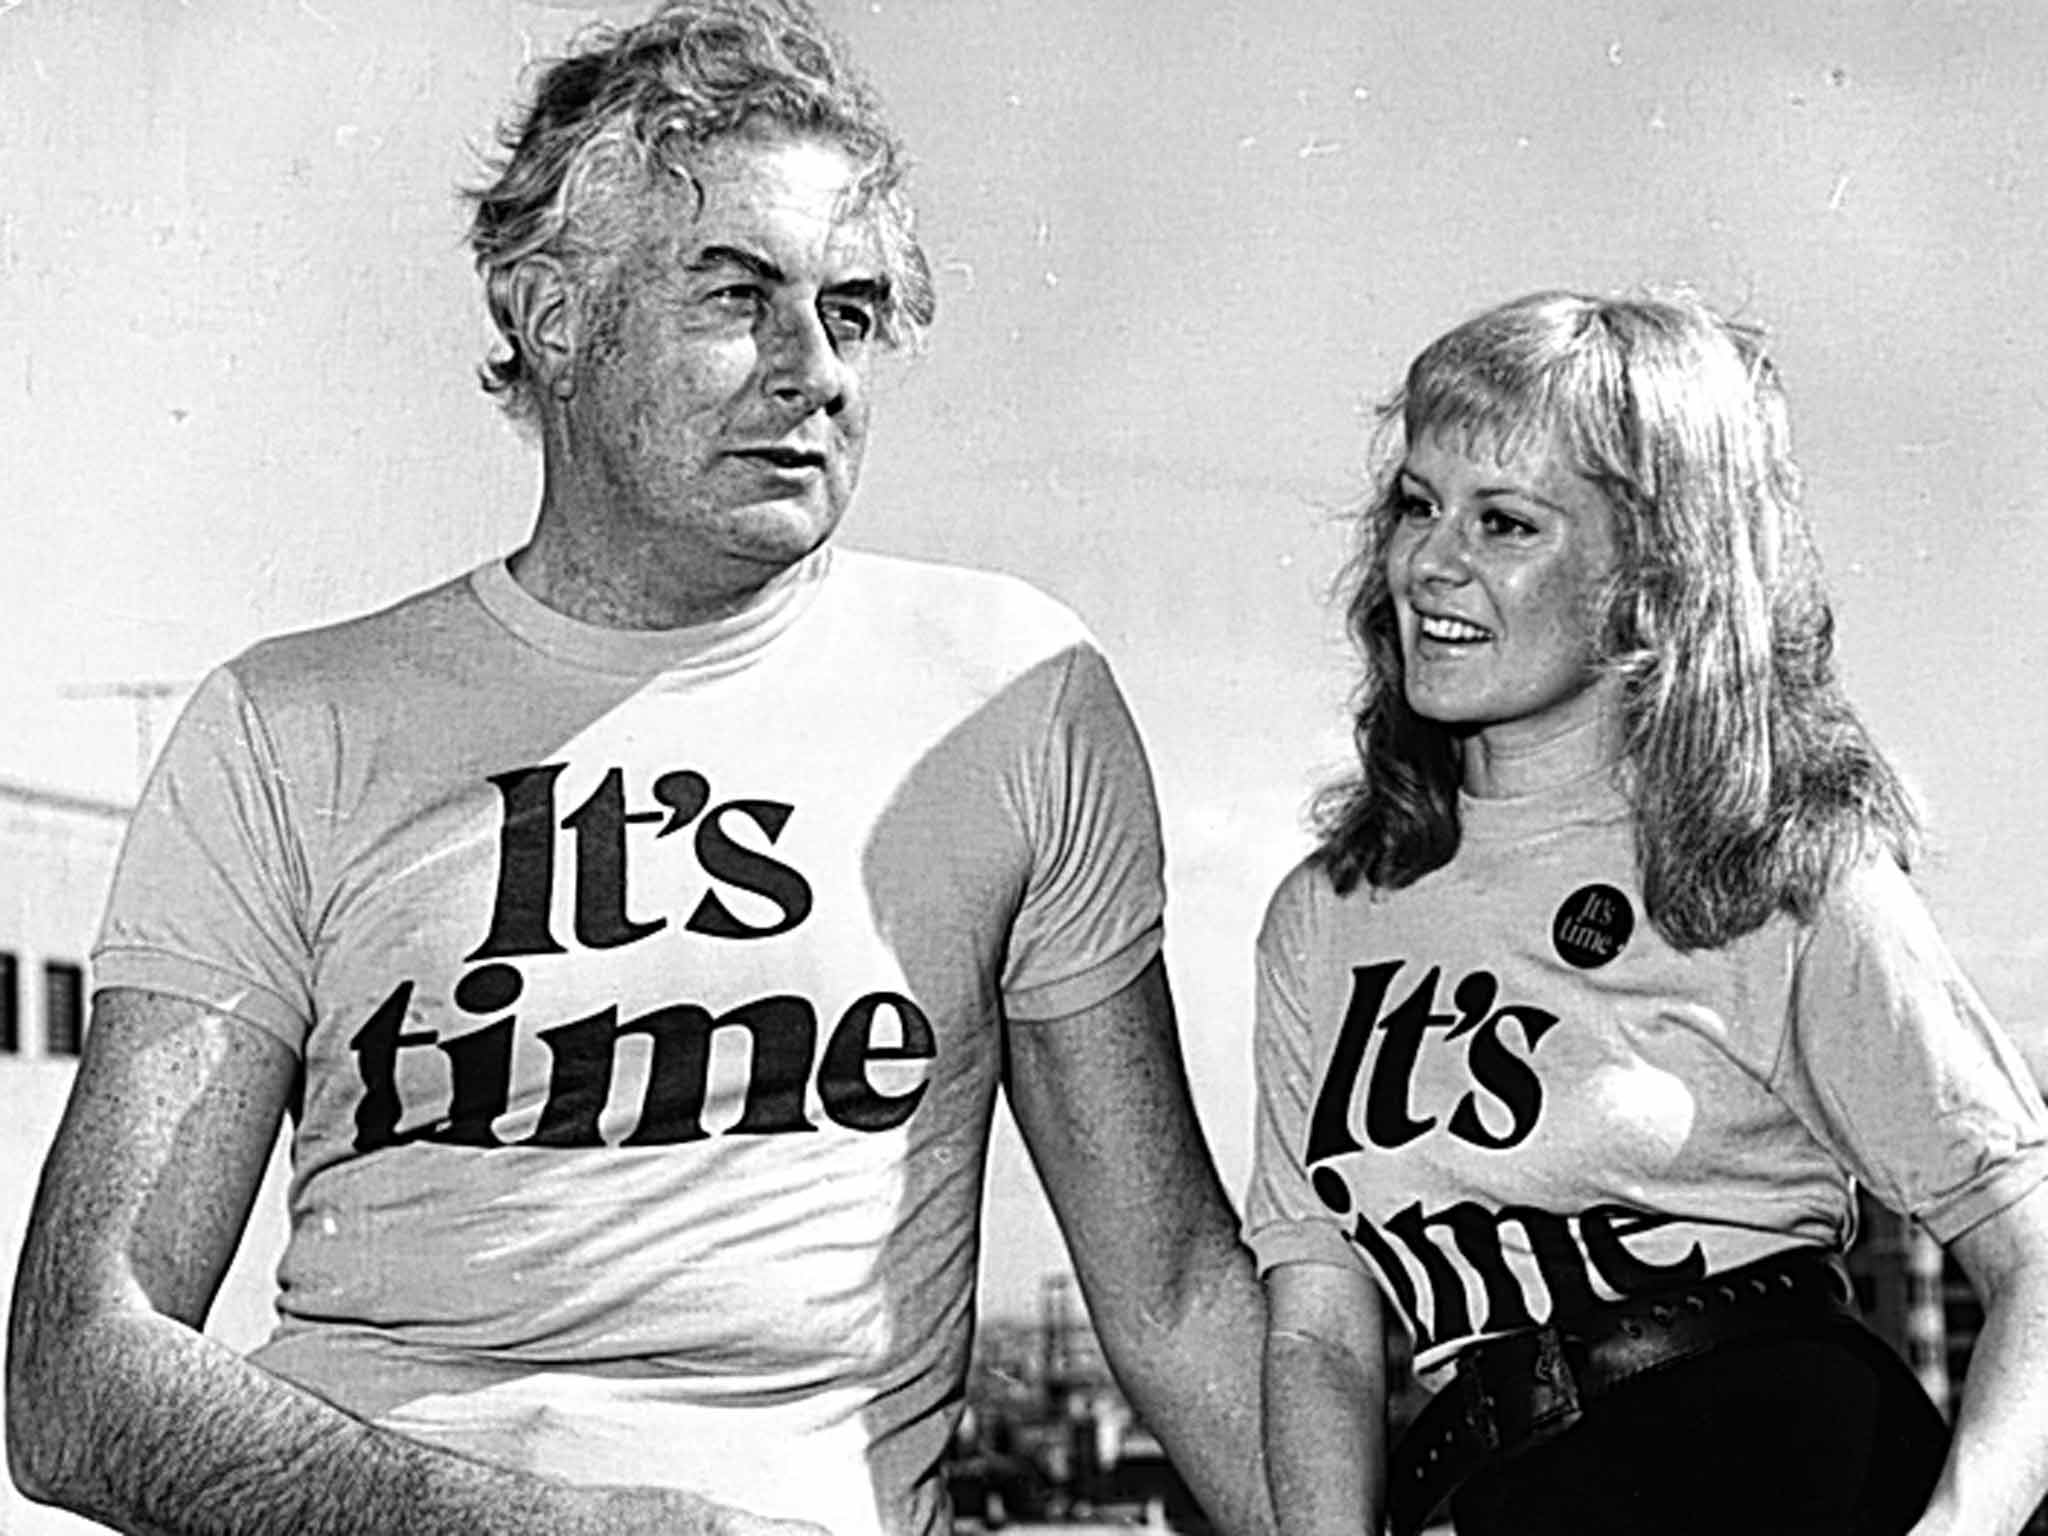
[468,546,832,676]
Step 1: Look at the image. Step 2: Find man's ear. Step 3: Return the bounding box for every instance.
[504,256,579,399]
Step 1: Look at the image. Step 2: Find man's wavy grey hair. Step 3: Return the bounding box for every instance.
[465,0,934,427]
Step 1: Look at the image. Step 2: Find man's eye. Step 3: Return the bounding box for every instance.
[822,300,876,343]
[706,285,762,313]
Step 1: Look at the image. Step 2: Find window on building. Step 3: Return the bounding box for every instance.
[0,951,18,1055]
[44,960,85,1057]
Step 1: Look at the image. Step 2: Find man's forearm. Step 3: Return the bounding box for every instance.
[11,1308,711,1536]
[1002,963,1276,1535]
[18,1308,532,1536]
[1094,1236,1278,1536]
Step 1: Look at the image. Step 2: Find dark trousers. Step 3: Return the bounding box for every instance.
[1448,1323,1950,1536]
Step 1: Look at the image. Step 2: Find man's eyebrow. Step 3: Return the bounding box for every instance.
[682,246,892,305]
[685,244,785,282]
[826,274,892,305]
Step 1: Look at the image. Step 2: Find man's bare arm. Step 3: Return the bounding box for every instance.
[6,987,816,1536]
[1005,956,1276,1536]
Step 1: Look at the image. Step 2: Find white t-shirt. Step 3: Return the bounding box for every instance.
[1244,766,2048,1381]
[95,546,1167,1535]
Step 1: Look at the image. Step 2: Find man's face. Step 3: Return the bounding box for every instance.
[565,130,886,584]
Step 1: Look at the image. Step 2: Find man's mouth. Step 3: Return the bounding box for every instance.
[735,445,827,471]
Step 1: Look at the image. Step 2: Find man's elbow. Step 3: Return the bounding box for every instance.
[1095,1231,1262,1359]
[7,1355,68,1508]
[6,1300,102,1512]
[7,1432,58,1511]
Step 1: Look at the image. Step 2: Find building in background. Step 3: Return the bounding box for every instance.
[0,778,123,1064]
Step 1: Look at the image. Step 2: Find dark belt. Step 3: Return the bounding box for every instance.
[1385,1246,1860,1536]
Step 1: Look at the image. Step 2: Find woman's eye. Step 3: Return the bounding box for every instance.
[1482,508,1535,537]
[1392,490,1436,522]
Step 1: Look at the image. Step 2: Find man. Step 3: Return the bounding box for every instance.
[6,4,1272,1535]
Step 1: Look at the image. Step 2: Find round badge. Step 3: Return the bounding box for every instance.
[1551,883,1634,969]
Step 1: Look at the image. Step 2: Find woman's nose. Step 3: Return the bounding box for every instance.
[1408,510,1472,582]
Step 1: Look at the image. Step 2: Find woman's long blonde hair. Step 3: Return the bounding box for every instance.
[1315,290,1917,951]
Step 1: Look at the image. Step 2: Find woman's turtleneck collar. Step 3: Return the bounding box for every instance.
[1456,697,1630,842]
[1458,758,1630,846]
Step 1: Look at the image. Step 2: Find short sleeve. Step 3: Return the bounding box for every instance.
[92,666,315,1048]
[1243,861,1368,1276]
[999,644,1165,1022]
[1776,857,2048,1243]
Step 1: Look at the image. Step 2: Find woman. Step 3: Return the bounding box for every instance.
[1244,290,2048,1536]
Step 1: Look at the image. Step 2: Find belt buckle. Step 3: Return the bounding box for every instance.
[1458,1323,1584,1453]
[1456,1352,1501,1455]
[1525,1324,1583,1439]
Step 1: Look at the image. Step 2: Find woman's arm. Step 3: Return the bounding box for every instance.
[1263,1258,1389,1536]
[1910,1177,2048,1536]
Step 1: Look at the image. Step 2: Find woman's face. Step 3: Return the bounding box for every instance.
[1385,424,1621,762]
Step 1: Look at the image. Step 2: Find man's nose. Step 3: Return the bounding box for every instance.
[761,303,855,414]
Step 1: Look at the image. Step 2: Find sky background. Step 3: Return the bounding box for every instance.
[4,0,2046,1323]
